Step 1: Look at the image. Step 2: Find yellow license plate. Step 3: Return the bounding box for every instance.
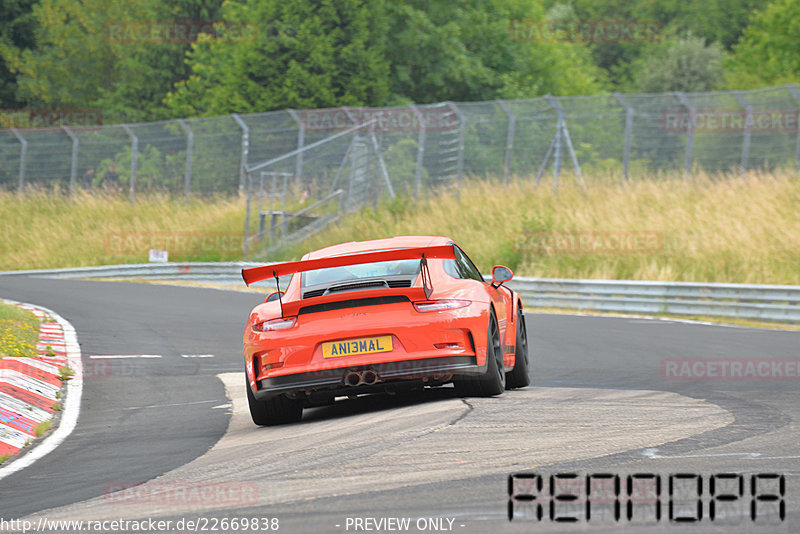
[322,335,393,359]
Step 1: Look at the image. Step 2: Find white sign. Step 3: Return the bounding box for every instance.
[148,249,169,263]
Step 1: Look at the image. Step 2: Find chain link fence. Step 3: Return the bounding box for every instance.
[2,84,797,198]
[1,84,798,256]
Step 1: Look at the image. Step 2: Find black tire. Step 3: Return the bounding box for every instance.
[506,306,530,389]
[246,377,303,426]
[455,310,505,397]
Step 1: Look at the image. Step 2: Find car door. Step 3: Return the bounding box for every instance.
[450,245,510,344]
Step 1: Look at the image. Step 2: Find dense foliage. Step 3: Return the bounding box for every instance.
[0,0,797,121]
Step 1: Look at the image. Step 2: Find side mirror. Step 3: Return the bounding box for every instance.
[266,291,285,303]
[491,265,513,288]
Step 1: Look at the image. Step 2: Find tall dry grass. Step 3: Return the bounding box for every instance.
[281,170,800,285]
[2,171,798,285]
[0,190,246,270]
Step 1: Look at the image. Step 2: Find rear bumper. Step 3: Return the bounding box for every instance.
[252,355,481,401]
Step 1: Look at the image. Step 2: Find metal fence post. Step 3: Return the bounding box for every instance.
[410,105,426,199]
[614,93,633,182]
[546,95,564,193]
[733,92,752,172]
[232,114,249,195]
[243,169,251,260]
[370,129,394,200]
[498,100,516,184]
[11,129,27,192]
[122,125,138,202]
[343,106,395,200]
[446,102,466,196]
[675,92,695,178]
[787,85,800,169]
[287,109,305,186]
[62,126,79,195]
[177,119,194,200]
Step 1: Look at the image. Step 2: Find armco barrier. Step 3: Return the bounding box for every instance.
[0,262,264,287]
[507,278,800,323]
[2,264,798,323]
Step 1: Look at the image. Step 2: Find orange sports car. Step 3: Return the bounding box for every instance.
[241,236,530,425]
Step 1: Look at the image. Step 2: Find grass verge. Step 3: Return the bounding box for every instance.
[34,420,51,437]
[0,189,246,270]
[278,170,800,285]
[0,302,40,358]
[531,307,800,331]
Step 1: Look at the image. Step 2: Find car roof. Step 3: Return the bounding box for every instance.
[303,236,453,260]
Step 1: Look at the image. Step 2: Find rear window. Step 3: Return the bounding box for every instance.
[302,259,420,288]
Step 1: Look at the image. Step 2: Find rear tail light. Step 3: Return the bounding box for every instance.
[252,316,297,332]
[414,300,471,312]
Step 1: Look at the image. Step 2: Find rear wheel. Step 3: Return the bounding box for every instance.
[506,306,530,389]
[246,378,303,426]
[455,310,505,397]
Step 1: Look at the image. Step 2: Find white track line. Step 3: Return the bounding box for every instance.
[181,354,214,358]
[89,354,162,359]
[0,299,82,481]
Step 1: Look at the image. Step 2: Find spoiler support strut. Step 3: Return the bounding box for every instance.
[420,254,433,299]
[273,270,284,318]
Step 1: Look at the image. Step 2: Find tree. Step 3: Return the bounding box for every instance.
[632,35,724,93]
[166,0,391,116]
[0,0,127,112]
[0,0,36,108]
[97,0,227,122]
[0,0,226,123]
[385,0,604,103]
[551,0,765,90]
[726,0,800,88]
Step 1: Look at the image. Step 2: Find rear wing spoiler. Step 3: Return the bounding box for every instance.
[241,245,456,287]
[243,245,456,315]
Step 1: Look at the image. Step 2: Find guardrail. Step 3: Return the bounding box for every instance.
[0,262,265,287]
[2,264,798,323]
[508,278,800,324]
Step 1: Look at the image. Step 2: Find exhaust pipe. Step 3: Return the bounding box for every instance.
[362,369,379,385]
[343,370,380,386]
[344,371,362,386]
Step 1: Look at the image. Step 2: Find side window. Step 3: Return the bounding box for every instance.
[443,257,460,279]
[456,246,484,281]
[444,244,484,282]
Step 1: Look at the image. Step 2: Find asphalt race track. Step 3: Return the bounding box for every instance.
[0,276,798,533]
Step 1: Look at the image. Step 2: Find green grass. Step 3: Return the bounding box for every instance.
[2,171,799,287]
[279,170,800,285]
[58,365,74,381]
[0,189,246,270]
[34,420,51,437]
[0,302,40,358]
